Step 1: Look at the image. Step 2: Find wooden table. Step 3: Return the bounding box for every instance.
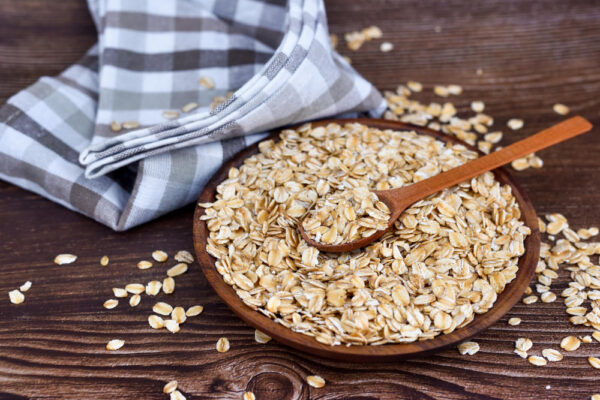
[1,1,599,399]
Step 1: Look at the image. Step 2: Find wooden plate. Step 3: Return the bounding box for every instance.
[193,118,540,362]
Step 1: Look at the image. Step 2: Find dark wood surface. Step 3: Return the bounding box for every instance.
[1,0,600,399]
[194,118,541,362]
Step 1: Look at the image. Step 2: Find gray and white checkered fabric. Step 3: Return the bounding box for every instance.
[0,0,384,230]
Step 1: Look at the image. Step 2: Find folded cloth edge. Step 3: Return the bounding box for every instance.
[78,0,385,179]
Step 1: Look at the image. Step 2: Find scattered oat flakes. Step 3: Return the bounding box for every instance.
[243,392,256,400]
[484,132,502,144]
[210,95,227,111]
[581,335,593,344]
[148,315,165,329]
[113,288,128,298]
[163,277,175,294]
[106,339,124,351]
[447,84,462,95]
[345,30,365,51]
[577,227,599,240]
[100,255,109,266]
[174,250,194,264]
[110,121,122,132]
[471,101,485,113]
[162,110,180,119]
[167,263,188,277]
[473,122,488,134]
[186,305,204,317]
[542,348,563,362]
[511,158,530,171]
[19,281,32,292]
[458,341,480,355]
[433,85,449,97]
[182,102,198,113]
[329,34,338,49]
[593,331,600,343]
[152,250,168,262]
[216,337,230,352]
[591,395,600,400]
[146,280,162,296]
[508,317,521,326]
[553,103,570,115]
[589,356,600,369]
[125,283,145,294]
[514,349,528,358]
[522,295,538,304]
[153,302,173,316]
[560,336,581,352]
[199,76,215,89]
[477,140,492,154]
[165,319,180,333]
[137,260,153,270]
[54,254,77,265]
[129,294,141,307]
[103,299,118,309]
[516,338,533,352]
[306,375,326,388]
[407,81,422,92]
[380,42,393,52]
[528,355,547,366]
[122,121,140,130]
[362,25,382,40]
[170,390,186,400]
[8,290,24,304]
[255,329,272,344]
[507,119,524,130]
[171,307,187,324]
[566,306,587,316]
[529,155,543,169]
[570,316,586,325]
[163,380,178,394]
[541,291,556,303]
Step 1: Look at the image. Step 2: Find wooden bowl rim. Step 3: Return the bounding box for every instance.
[193,118,540,362]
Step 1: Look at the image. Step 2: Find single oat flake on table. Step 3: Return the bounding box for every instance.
[200,122,530,346]
[306,375,326,388]
[8,289,24,304]
[458,341,480,355]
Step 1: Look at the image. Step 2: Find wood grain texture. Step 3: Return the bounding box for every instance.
[1,0,600,399]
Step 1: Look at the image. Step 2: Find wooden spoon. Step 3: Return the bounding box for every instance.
[300,116,593,252]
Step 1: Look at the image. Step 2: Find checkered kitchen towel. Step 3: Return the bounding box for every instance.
[0,0,384,231]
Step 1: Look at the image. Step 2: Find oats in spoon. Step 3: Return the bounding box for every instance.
[302,187,390,245]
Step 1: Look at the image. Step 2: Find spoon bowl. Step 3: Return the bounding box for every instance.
[301,116,592,253]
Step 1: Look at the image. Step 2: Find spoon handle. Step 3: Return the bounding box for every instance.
[392,116,593,206]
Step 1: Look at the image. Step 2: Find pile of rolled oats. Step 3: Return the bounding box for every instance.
[200,122,530,346]
[302,187,390,244]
